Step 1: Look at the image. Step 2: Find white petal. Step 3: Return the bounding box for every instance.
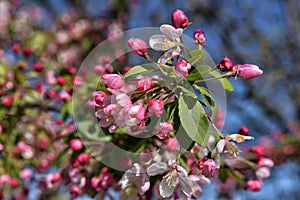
[157,47,180,64]
[160,24,182,40]
[216,139,226,153]
[159,175,176,198]
[178,170,194,197]
[149,35,168,51]
[147,162,168,176]
[138,173,150,195]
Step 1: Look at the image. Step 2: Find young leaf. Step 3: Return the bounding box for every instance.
[209,71,234,92]
[186,65,211,81]
[185,49,206,66]
[193,84,218,117]
[124,65,155,78]
[178,94,210,146]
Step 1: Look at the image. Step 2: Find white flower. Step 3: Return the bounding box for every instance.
[119,163,150,195]
[147,160,193,198]
[228,134,254,143]
[149,24,183,64]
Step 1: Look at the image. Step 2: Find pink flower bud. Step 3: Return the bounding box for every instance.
[70,185,81,197]
[87,91,107,108]
[172,9,189,29]
[102,74,124,89]
[33,62,44,72]
[22,47,33,57]
[238,126,249,135]
[12,44,20,53]
[246,180,261,191]
[0,143,3,151]
[56,76,67,86]
[217,57,233,72]
[194,29,206,46]
[2,95,14,107]
[257,157,274,168]
[148,99,164,118]
[137,77,154,92]
[166,138,179,151]
[197,157,217,178]
[154,122,173,139]
[10,178,18,188]
[69,138,83,151]
[174,60,192,77]
[233,64,263,80]
[128,37,147,56]
[77,152,90,166]
[252,146,265,157]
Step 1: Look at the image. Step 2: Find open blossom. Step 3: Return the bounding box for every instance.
[147,160,193,198]
[172,10,189,29]
[119,163,150,195]
[125,104,147,127]
[193,29,206,46]
[154,122,173,139]
[128,37,148,56]
[148,99,164,118]
[174,60,192,77]
[149,24,183,64]
[95,104,116,127]
[233,64,263,80]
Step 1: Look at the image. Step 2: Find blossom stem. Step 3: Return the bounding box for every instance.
[195,72,233,83]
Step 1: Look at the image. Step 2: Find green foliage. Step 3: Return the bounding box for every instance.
[178,93,210,146]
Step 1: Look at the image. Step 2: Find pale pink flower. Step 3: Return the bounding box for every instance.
[149,24,183,64]
[87,91,107,108]
[119,163,150,195]
[102,74,124,89]
[95,104,116,127]
[148,99,164,118]
[137,77,154,92]
[147,160,193,198]
[194,29,206,46]
[155,122,173,139]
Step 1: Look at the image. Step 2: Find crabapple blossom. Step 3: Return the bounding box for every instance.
[102,74,124,89]
[147,160,193,198]
[174,60,192,77]
[69,138,83,151]
[172,9,189,29]
[217,57,233,72]
[154,122,173,139]
[149,24,183,63]
[197,157,217,178]
[148,99,164,118]
[128,37,148,56]
[137,77,154,92]
[246,180,261,191]
[193,29,206,46]
[119,163,150,195]
[233,64,263,80]
[87,90,107,108]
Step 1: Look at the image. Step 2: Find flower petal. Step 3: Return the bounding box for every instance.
[157,46,181,64]
[147,162,168,176]
[159,175,176,198]
[216,139,226,153]
[178,170,194,197]
[160,24,183,40]
[149,35,169,51]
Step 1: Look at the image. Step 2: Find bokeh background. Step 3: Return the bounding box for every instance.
[1,0,300,199]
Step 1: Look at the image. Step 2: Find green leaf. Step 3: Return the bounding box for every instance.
[193,84,218,117]
[178,94,210,146]
[124,65,156,78]
[176,85,198,99]
[185,49,206,66]
[228,168,244,185]
[209,71,234,92]
[186,65,211,81]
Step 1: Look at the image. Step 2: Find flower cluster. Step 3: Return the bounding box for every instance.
[86,9,269,199]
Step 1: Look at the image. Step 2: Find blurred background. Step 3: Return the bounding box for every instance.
[1,0,300,199]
